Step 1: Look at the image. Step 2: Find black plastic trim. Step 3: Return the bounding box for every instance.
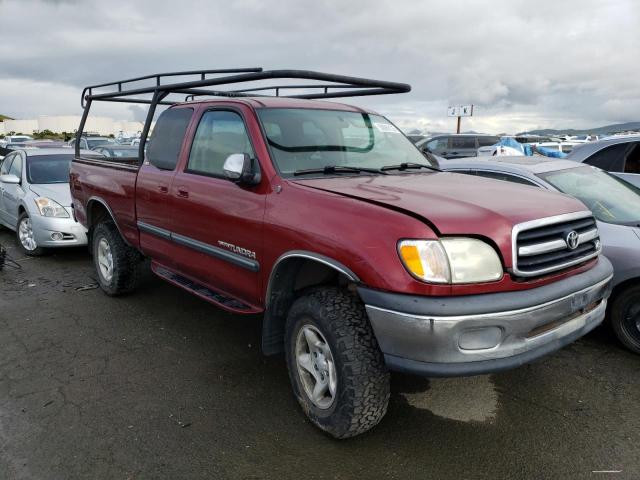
[136,221,259,272]
[137,221,171,240]
[172,233,259,272]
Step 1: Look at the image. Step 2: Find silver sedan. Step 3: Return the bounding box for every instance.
[0,148,88,255]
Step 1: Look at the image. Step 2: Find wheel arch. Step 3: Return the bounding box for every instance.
[85,197,130,249]
[262,251,361,355]
[608,276,640,305]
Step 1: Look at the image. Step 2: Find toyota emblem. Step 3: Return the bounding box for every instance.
[566,230,579,250]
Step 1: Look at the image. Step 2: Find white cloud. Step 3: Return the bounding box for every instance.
[0,0,638,133]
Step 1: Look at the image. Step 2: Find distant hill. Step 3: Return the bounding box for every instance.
[0,114,13,122]
[520,122,640,136]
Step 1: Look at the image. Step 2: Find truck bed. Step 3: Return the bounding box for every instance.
[70,156,141,247]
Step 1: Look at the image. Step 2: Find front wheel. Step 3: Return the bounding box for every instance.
[285,288,390,439]
[92,222,142,296]
[610,285,640,354]
[16,212,46,256]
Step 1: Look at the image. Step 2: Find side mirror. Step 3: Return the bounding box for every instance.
[0,174,20,185]
[223,153,261,186]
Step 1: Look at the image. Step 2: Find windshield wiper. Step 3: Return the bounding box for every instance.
[380,162,441,172]
[293,165,388,176]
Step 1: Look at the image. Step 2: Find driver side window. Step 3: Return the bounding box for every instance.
[187,110,254,177]
[8,155,22,180]
[0,154,15,175]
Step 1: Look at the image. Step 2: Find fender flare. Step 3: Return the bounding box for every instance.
[86,196,131,246]
[261,250,360,355]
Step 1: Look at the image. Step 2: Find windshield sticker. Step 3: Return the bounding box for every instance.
[374,122,400,133]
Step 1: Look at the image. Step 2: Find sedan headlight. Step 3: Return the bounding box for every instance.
[34,197,69,218]
[398,238,503,284]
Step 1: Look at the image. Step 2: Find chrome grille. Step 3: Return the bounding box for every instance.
[512,212,601,277]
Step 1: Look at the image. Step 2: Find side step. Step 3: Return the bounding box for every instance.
[152,264,259,314]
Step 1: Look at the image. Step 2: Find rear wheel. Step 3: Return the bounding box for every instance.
[610,285,640,354]
[92,222,142,296]
[16,212,46,256]
[285,288,390,439]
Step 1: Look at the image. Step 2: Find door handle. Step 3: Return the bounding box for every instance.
[157,185,169,194]
[177,187,189,198]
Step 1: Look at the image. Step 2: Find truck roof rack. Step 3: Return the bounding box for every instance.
[80,68,411,107]
[76,68,411,161]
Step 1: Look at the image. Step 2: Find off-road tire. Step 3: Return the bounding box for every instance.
[92,221,142,296]
[16,212,46,256]
[610,285,640,354]
[285,287,390,439]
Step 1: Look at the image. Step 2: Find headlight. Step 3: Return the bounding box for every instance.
[398,238,503,284]
[34,197,69,218]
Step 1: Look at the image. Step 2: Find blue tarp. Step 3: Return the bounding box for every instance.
[490,137,533,156]
[535,146,568,158]
[489,137,568,158]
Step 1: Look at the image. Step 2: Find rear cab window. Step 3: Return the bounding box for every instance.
[146,107,194,171]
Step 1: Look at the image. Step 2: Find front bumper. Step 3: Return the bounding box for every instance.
[31,214,88,248]
[359,257,613,377]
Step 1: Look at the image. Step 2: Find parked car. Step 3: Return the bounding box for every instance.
[416,134,501,158]
[406,134,426,144]
[68,136,116,150]
[440,156,640,353]
[566,135,640,188]
[0,135,33,147]
[0,148,88,255]
[22,140,71,149]
[70,69,613,438]
[93,145,140,158]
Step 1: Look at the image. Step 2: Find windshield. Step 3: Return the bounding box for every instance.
[256,108,431,176]
[10,137,30,143]
[27,155,73,184]
[538,166,640,225]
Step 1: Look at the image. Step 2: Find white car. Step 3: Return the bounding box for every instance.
[0,135,33,148]
[0,148,89,255]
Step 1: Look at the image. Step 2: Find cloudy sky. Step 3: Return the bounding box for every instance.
[0,0,638,134]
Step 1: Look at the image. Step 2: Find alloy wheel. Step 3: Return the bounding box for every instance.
[295,324,338,409]
[97,238,114,283]
[18,217,37,251]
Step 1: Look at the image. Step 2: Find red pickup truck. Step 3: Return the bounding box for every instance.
[70,69,613,438]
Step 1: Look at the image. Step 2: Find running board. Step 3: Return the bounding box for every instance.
[152,263,259,314]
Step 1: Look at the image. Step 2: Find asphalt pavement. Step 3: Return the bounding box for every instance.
[0,228,639,479]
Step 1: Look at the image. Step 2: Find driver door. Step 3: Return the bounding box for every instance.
[1,152,24,228]
[0,153,17,227]
[168,107,266,307]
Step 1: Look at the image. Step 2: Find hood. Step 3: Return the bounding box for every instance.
[29,183,72,207]
[293,172,588,265]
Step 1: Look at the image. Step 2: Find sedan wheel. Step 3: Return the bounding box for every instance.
[18,216,37,251]
[16,213,45,256]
